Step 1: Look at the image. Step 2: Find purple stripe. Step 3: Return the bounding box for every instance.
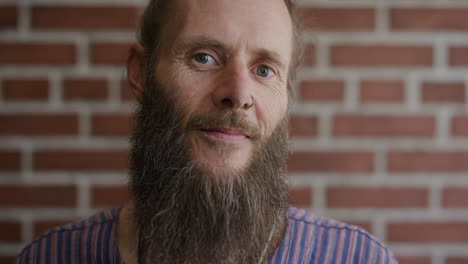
[290,221,304,263]
[17,206,397,264]
[333,226,345,264]
[343,228,356,262]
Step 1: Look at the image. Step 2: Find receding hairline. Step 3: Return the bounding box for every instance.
[138,0,299,54]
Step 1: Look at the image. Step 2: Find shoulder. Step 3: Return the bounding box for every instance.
[17,207,121,264]
[279,207,398,264]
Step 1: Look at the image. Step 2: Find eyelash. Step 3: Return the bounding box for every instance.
[189,52,221,70]
[192,53,216,65]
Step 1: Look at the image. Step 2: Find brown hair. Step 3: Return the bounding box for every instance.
[137,0,303,91]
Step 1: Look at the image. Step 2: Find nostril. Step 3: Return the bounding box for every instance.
[221,97,234,107]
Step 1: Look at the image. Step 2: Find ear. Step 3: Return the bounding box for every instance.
[126,43,146,101]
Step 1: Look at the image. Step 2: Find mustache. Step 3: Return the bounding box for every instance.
[187,111,262,140]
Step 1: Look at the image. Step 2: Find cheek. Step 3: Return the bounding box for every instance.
[256,88,288,136]
[165,65,191,92]
[162,66,215,119]
[180,76,213,107]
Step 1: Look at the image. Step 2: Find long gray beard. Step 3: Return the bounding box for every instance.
[129,75,289,264]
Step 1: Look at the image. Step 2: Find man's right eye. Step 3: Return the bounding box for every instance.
[193,53,215,65]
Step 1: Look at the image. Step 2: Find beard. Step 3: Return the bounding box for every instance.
[129,72,290,264]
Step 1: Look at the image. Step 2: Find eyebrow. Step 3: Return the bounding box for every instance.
[256,48,287,73]
[171,35,287,72]
[171,36,227,57]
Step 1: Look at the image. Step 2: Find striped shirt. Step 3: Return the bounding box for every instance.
[17,206,398,264]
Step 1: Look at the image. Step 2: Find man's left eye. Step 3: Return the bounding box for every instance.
[256,65,274,78]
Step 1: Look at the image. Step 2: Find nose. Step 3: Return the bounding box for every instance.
[212,62,254,110]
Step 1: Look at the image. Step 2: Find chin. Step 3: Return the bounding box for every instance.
[190,134,253,177]
[191,148,252,180]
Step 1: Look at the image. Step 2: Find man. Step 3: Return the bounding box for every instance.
[18,0,398,263]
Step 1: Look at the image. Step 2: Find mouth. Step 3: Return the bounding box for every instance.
[200,128,251,143]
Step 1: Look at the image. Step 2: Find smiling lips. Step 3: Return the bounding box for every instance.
[201,128,250,142]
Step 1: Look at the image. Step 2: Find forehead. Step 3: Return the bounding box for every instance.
[170,0,293,63]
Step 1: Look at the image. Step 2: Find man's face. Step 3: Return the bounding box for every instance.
[130,0,294,262]
[154,0,293,176]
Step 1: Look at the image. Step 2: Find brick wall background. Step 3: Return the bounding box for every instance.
[1,0,468,263]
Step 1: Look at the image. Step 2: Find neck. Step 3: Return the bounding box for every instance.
[117,202,138,264]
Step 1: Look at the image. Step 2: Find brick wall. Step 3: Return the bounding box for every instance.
[1,0,468,263]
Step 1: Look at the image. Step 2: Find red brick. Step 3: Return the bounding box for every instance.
[91,114,132,136]
[0,221,21,242]
[290,116,318,137]
[333,115,435,137]
[303,44,315,66]
[288,151,374,173]
[0,43,75,65]
[391,9,468,31]
[90,42,132,65]
[32,6,138,30]
[121,80,137,101]
[346,221,372,233]
[327,187,428,208]
[397,256,431,264]
[300,80,344,101]
[34,150,129,171]
[452,116,468,137]
[91,185,129,207]
[0,114,78,136]
[63,79,108,100]
[287,187,312,207]
[34,220,72,237]
[331,45,433,67]
[447,257,468,264]
[422,82,465,103]
[0,151,21,171]
[449,47,468,66]
[443,188,468,208]
[0,185,76,207]
[0,256,16,264]
[389,151,468,172]
[388,222,468,242]
[3,79,49,100]
[299,8,374,31]
[0,6,17,29]
[360,80,404,102]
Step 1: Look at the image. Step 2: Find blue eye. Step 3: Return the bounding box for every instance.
[256,65,273,78]
[193,53,214,64]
